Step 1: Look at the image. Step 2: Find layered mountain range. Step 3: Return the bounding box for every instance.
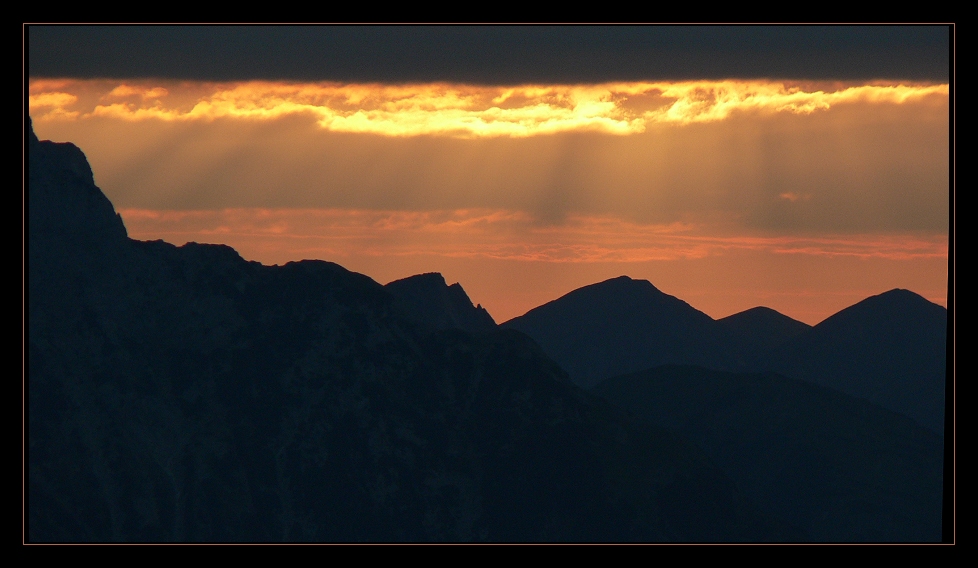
[26,118,949,542]
[502,277,948,435]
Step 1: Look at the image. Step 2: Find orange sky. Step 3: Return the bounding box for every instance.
[29,79,950,324]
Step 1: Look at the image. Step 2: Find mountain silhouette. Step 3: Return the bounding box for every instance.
[28,117,127,251]
[501,276,737,389]
[28,118,788,542]
[384,273,496,334]
[760,289,947,434]
[500,275,947,437]
[591,365,943,542]
[717,306,812,367]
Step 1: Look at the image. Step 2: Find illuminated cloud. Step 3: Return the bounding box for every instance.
[105,84,170,100]
[28,91,80,119]
[29,79,949,138]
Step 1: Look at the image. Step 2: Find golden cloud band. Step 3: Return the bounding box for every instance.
[30,80,949,138]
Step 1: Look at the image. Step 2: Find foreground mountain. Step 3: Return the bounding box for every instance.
[592,366,944,542]
[501,277,736,389]
[760,290,948,434]
[384,273,496,334]
[27,119,787,542]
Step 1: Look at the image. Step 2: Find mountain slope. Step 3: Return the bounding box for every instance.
[501,274,946,436]
[592,365,944,542]
[717,306,811,362]
[384,272,496,334]
[501,276,736,389]
[760,289,948,434]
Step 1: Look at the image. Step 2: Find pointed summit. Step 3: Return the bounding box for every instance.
[385,272,496,334]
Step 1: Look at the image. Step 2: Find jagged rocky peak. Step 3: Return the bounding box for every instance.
[385,272,497,334]
[29,116,97,190]
[28,116,128,248]
[387,271,450,289]
[28,116,39,145]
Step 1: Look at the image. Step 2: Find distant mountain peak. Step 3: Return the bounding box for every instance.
[718,306,812,356]
[873,288,940,305]
[594,275,659,290]
[717,306,810,331]
[725,306,781,318]
[817,288,947,329]
[502,275,730,388]
[526,276,666,311]
[765,286,947,434]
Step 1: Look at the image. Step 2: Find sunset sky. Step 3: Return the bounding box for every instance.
[27,26,952,324]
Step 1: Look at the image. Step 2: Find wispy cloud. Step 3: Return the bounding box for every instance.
[118,207,949,264]
[104,84,170,100]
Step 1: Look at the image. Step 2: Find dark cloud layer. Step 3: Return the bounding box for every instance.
[27,25,950,83]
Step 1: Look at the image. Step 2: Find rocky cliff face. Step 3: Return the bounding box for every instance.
[385,272,497,334]
[27,119,784,542]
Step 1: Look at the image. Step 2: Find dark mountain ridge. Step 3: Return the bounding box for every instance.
[501,276,737,389]
[717,306,812,361]
[502,275,947,435]
[760,288,948,434]
[27,118,786,542]
[384,272,496,334]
